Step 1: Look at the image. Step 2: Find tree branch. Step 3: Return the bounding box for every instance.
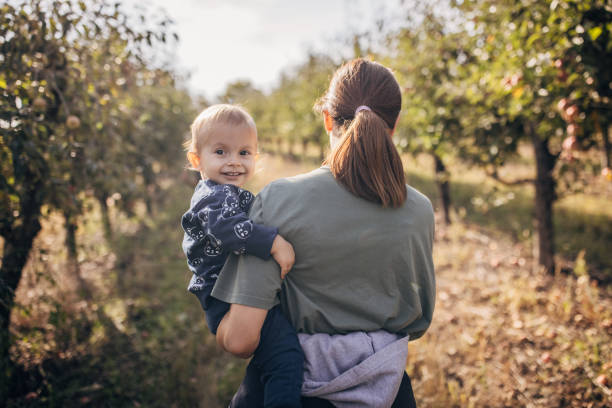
[487,169,535,186]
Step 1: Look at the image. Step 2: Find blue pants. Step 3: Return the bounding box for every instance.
[196,292,303,408]
[231,362,417,408]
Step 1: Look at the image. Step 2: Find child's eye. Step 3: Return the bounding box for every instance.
[215,149,224,155]
[240,150,250,156]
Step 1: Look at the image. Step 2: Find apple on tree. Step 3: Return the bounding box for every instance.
[66,115,80,130]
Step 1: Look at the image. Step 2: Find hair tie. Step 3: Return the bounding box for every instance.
[355,105,372,115]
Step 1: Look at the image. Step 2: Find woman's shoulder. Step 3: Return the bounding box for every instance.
[402,184,435,232]
[260,167,333,197]
[405,185,434,212]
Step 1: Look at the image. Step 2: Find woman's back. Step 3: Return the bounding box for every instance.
[213,166,435,337]
[216,59,433,407]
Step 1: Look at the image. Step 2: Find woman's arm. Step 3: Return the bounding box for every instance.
[212,187,285,357]
[216,303,268,358]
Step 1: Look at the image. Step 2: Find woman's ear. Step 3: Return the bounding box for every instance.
[323,110,334,133]
[187,151,200,169]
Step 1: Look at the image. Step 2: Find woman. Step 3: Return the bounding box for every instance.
[214,58,435,407]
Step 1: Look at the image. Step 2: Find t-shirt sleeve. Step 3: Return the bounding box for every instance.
[211,188,283,310]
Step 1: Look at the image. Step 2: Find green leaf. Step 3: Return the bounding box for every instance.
[526,33,540,47]
[588,26,602,41]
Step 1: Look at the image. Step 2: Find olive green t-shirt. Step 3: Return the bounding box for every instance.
[212,167,435,338]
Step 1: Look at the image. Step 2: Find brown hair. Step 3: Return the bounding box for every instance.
[315,59,406,207]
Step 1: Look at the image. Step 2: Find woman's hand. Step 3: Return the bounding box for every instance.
[271,234,295,279]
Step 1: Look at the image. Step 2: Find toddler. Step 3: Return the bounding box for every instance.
[181,104,303,408]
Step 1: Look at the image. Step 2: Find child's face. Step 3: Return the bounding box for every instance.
[196,124,257,187]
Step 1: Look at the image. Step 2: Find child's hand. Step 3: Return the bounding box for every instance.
[271,235,295,279]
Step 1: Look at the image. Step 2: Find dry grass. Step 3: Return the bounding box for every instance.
[410,219,612,407]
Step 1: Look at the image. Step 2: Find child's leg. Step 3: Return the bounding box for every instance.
[193,290,230,335]
[229,359,265,408]
[251,305,303,408]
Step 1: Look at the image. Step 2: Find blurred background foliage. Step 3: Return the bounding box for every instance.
[1,0,611,406]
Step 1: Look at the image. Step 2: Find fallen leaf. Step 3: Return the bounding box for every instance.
[595,374,608,387]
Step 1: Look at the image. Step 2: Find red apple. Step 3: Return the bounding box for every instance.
[510,73,522,86]
[566,124,578,138]
[502,76,512,90]
[557,70,568,82]
[564,105,579,122]
[557,98,569,112]
[32,97,46,111]
[562,136,577,151]
[66,115,80,129]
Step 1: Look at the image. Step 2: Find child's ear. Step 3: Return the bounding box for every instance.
[187,151,200,169]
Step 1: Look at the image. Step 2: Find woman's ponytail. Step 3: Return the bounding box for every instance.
[317,59,407,207]
[328,110,406,207]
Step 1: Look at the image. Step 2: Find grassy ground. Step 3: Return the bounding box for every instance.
[7,153,612,407]
[401,152,612,279]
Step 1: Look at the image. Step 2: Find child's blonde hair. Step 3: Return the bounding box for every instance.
[185,104,257,156]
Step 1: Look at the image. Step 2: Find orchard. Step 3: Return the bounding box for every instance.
[1,0,611,406]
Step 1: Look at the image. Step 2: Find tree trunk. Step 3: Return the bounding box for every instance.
[0,218,42,404]
[302,140,308,158]
[433,153,452,225]
[287,141,295,159]
[603,122,611,168]
[63,210,90,298]
[98,194,113,242]
[142,163,155,215]
[529,122,557,274]
[276,138,283,154]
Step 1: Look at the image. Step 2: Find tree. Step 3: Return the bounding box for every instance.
[217,54,336,160]
[389,0,610,271]
[392,12,473,225]
[448,0,611,272]
[264,54,336,159]
[0,1,181,401]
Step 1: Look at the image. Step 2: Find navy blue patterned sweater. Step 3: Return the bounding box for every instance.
[181,179,278,299]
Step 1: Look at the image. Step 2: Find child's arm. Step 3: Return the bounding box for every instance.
[188,185,296,277]
[271,235,295,279]
[198,185,278,259]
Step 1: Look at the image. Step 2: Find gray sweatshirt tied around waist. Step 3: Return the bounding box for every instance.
[299,330,409,408]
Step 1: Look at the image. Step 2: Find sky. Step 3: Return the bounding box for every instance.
[126,0,404,100]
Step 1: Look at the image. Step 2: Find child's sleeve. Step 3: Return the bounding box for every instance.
[197,185,278,260]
